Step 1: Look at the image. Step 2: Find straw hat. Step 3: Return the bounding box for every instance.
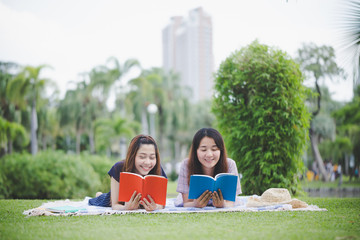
[246,188,308,209]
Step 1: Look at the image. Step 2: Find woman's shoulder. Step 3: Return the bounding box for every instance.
[226,158,237,166]
[178,158,189,170]
[226,158,239,174]
[113,160,125,169]
[226,158,235,163]
[113,160,125,168]
[182,158,189,163]
[109,160,125,173]
[181,158,189,166]
[108,160,126,180]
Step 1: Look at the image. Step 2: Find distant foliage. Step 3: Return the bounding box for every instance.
[212,41,310,195]
[0,151,113,199]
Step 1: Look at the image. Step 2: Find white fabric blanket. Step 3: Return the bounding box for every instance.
[23,196,327,216]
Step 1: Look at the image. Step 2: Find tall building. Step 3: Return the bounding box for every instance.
[162,7,214,102]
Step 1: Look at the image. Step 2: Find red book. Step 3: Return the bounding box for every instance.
[118,172,168,205]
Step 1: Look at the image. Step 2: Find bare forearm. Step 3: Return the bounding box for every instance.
[223,200,234,208]
[156,204,165,210]
[183,201,196,207]
[111,203,126,210]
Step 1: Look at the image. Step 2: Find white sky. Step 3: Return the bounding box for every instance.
[0,0,354,102]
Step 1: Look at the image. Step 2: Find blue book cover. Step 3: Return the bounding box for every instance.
[188,173,238,202]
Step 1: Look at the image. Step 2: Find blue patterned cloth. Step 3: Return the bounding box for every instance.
[88,192,111,207]
[23,196,325,216]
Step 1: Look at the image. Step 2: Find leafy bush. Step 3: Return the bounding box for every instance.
[80,153,113,194]
[0,151,113,199]
[169,170,178,182]
[212,40,310,195]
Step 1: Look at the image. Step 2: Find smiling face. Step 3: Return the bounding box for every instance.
[196,136,221,174]
[134,144,157,176]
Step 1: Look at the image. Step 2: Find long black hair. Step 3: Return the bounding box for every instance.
[187,128,228,184]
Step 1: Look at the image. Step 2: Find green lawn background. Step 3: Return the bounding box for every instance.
[1,180,359,240]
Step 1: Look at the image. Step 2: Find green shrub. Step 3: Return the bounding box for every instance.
[80,153,113,194]
[213,40,310,195]
[0,151,113,199]
[169,170,178,182]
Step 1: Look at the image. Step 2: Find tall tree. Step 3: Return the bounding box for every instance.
[337,0,360,87]
[0,116,29,156]
[93,57,140,156]
[332,85,360,179]
[37,107,60,150]
[296,43,345,181]
[125,69,159,134]
[125,68,194,171]
[0,61,20,154]
[94,115,139,155]
[88,57,140,106]
[58,80,93,154]
[6,65,51,155]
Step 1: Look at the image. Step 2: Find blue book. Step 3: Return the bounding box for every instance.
[188,173,238,202]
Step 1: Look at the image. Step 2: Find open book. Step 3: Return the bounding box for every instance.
[188,173,238,202]
[118,172,168,205]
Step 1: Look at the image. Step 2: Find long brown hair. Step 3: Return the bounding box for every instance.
[187,128,228,185]
[122,135,161,175]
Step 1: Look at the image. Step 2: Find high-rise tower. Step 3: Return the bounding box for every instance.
[162,7,214,101]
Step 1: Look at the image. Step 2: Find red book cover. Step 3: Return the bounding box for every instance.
[118,172,168,205]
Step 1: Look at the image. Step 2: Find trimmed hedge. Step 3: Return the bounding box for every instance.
[0,151,113,199]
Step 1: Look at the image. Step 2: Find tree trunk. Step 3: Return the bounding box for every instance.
[7,140,12,154]
[30,99,38,155]
[345,154,349,175]
[42,134,47,150]
[6,131,12,154]
[89,128,95,154]
[76,130,81,154]
[309,77,329,181]
[310,128,329,181]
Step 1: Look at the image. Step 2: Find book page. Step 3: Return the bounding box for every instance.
[143,175,168,205]
[118,172,144,202]
[214,174,238,202]
[214,173,235,179]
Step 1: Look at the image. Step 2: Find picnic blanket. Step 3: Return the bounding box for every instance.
[23,196,327,216]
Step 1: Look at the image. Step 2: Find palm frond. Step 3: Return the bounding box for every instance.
[336,0,360,87]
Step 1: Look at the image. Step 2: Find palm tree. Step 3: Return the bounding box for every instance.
[6,65,51,155]
[125,68,195,171]
[102,57,140,114]
[338,0,360,87]
[94,115,140,156]
[90,57,140,155]
[125,70,158,133]
[37,107,60,150]
[0,116,29,156]
[58,80,92,154]
[0,61,20,154]
[87,57,140,153]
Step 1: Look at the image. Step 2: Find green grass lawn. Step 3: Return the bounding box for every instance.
[1,197,359,240]
[301,176,360,189]
[167,180,177,196]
